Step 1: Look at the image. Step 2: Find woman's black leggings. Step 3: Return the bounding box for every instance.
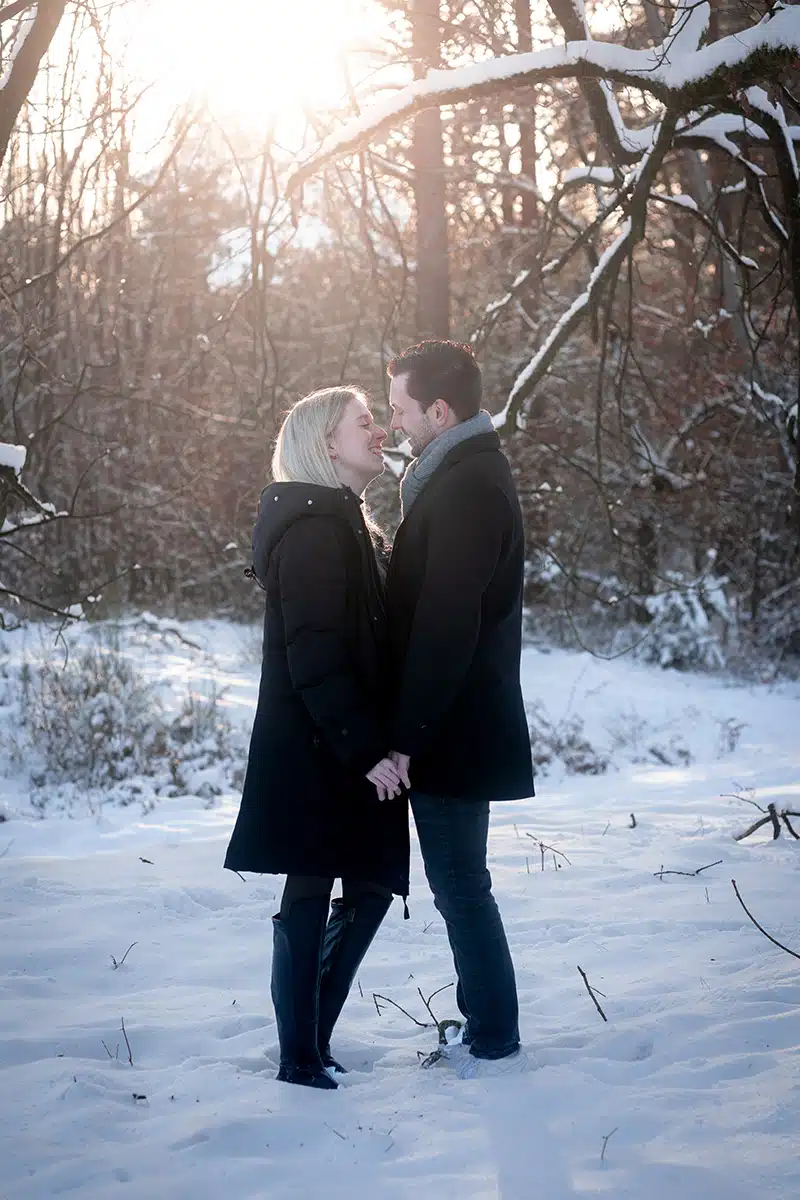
[279,875,393,918]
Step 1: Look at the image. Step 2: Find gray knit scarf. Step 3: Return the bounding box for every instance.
[399,410,495,516]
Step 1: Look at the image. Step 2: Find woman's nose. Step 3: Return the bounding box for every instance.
[374,425,387,442]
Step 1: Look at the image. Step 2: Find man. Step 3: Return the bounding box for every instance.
[385,340,534,1079]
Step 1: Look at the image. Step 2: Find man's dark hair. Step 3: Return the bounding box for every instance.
[387,340,482,422]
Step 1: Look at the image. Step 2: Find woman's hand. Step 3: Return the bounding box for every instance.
[366,757,404,801]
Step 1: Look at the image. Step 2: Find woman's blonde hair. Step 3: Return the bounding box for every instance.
[271,386,366,488]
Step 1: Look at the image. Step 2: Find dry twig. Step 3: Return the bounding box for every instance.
[120,1017,133,1066]
[577,965,608,1021]
[654,860,722,879]
[601,1126,619,1162]
[373,993,430,1028]
[731,879,800,962]
[526,832,571,869]
[110,942,137,970]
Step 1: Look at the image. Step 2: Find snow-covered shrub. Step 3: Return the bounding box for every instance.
[18,634,166,791]
[715,716,745,757]
[635,570,732,671]
[604,706,694,767]
[12,633,245,811]
[164,684,246,800]
[526,701,609,776]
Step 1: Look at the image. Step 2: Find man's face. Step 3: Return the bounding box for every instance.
[389,373,436,457]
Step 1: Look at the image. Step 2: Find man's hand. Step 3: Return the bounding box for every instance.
[366,757,403,802]
[389,751,411,790]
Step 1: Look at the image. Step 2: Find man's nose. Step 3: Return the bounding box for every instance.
[390,413,402,430]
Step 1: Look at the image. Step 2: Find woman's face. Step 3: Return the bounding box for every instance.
[329,396,387,490]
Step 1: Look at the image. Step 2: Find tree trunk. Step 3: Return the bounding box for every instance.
[411,0,449,338]
[514,0,537,227]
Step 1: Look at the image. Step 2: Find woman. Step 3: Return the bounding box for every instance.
[224,386,409,1091]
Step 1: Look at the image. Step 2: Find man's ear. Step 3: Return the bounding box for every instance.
[432,399,449,427]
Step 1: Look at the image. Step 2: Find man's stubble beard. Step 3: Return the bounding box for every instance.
[409,413,436,458]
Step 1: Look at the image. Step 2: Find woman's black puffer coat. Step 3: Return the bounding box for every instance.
[224,481,409,896]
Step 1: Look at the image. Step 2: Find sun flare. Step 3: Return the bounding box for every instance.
[129,0,377,128]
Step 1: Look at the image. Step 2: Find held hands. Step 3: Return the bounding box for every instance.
[366,751,412,801]
[389,751,411,790]
[366,757,404,802]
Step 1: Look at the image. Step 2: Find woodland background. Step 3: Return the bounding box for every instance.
[1,0,798,675]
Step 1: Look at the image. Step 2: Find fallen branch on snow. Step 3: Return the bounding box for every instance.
[734,802,800,842]
[654,859,722,879]
[374,982,461,1057]
[731,879,800,963]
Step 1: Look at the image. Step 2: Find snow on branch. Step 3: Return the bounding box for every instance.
[0,1,66,171]
[675,111,773,162]
[0,440,63,538]
[547,0,642,166]
[0,7,34,91]
[648,192,760,271]
[656,0,710,65]
[470,267,532,351]
[745,85,799,182]
[493,219,632,433]
[287,7,800,194]
[0,442,26,473]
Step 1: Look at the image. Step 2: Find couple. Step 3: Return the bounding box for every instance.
[224,340,534,1089]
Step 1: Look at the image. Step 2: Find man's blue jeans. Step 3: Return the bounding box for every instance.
[410,792,520,1059]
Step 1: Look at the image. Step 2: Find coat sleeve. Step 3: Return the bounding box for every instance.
[277,516,386,775]
[390,474,509,757]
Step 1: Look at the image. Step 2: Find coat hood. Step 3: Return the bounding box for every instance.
[249,481,363,589]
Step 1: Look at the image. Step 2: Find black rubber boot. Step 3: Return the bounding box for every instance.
[271,896,338,1090]
[317,892,393,1072]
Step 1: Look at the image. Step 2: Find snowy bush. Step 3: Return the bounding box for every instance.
[526,701,609,776]
[635,570,732,671]
[164,684,246,800]
[604,707,693,768]
[17,634,165,791]
[11,633,245,812]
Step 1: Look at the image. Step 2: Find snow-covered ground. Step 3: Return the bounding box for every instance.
[1,619,799,1199]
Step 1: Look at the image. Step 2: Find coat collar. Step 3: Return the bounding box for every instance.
[420,429,501,479]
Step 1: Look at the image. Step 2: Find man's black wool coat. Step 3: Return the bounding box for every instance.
[224,482,409,895]
[386,430,534,802]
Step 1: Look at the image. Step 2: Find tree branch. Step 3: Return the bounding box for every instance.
[0,0,67,171]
